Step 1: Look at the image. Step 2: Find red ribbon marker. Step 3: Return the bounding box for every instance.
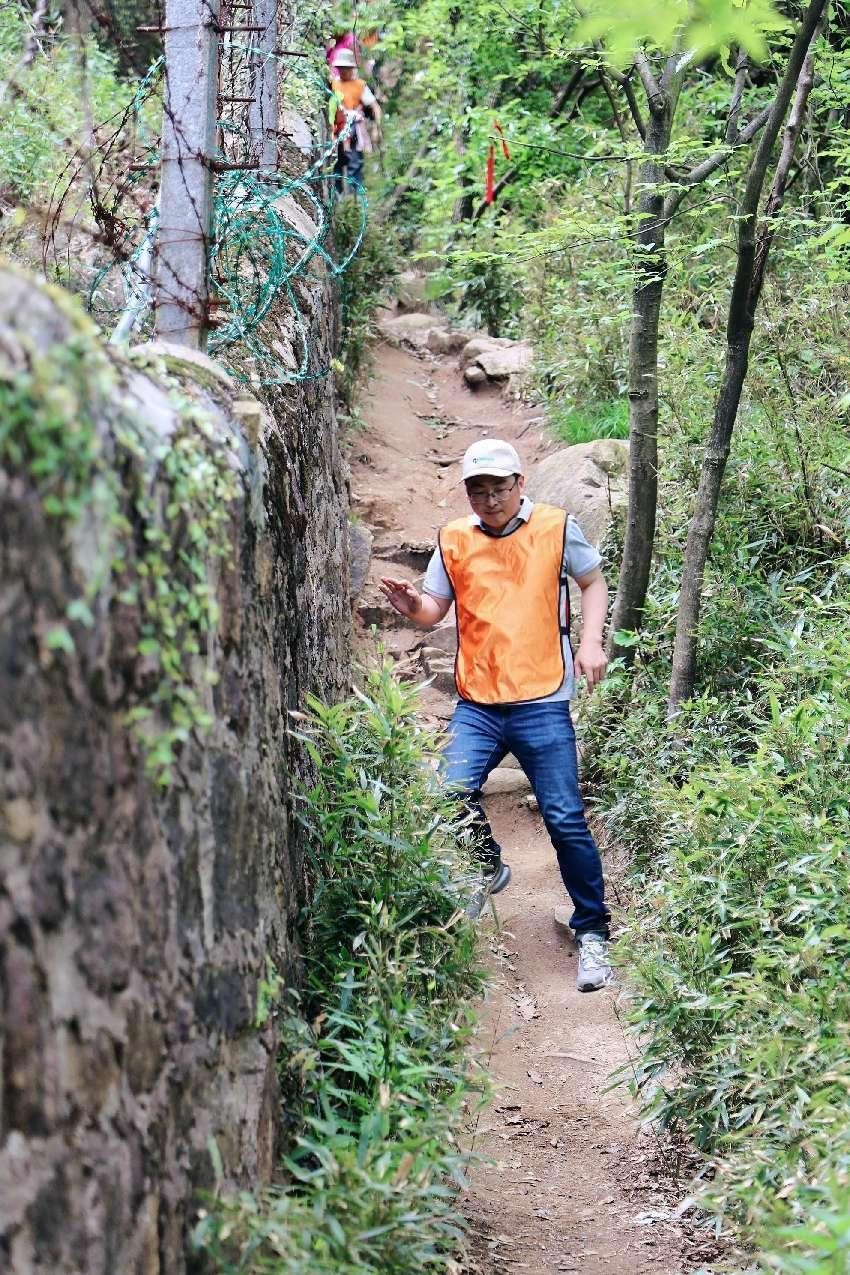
[494,118,511,160]
[485,142,495,204]
[485,119,510,203]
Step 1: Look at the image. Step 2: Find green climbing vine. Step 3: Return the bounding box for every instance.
[117,387,238,784]
[0,287,239,786]
[0,336,110,523]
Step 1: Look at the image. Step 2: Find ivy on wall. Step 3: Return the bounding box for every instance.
[0,283,240,785]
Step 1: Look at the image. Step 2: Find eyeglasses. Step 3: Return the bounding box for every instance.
[466,477,519,506]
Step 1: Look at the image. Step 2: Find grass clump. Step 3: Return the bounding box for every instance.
[549,398,629,446]
[594,594,850,1263]
[194,663,487,1273]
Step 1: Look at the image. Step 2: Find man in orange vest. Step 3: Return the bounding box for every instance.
[379,439,612,991]
[329,48,381,194]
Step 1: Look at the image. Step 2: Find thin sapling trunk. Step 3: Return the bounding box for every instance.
[667,0,828,712]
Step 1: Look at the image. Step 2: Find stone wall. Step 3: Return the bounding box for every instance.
[0,258,350,1269]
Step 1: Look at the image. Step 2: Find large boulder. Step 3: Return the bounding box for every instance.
[379,312,436,347]
[461,337,534,391]
[474,342,534,381]
[483,767,532,796]
[528,438,628,548]
[528,438,629,627]
[426,621,458,656]
[395,271,433,312]
[463,364,488,386]
[426,328,468,354]
[418,645,457,696]
[459,335,513,369]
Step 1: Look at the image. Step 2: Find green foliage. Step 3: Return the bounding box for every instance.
[549,397,629,445]
[255,958,285,1029]
[335,197,399,407]
[599,598,850,1254]
[427,230,524,337]
[0,285,238,786]
[575,0,785,67]
[373,0,849,447]
[194,665,487,1273]
[0,332,108,522]
[765,1198,850,1273]
[0,5,132,203]
[578,345,850,1265]
[374,0,609,275]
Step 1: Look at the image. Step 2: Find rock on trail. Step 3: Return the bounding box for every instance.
[465,338,534,387]
[379,310,534,392]
[379,310,469,355]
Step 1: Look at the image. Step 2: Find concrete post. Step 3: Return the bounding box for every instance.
[155,0,221,348]
[248,0,278,173]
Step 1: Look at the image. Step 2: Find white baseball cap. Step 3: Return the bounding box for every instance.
[332,48,358,67]
[461,438,523,481]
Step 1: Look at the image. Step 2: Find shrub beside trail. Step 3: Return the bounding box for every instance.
[194,665,486,1273]
[581,409,850,1268]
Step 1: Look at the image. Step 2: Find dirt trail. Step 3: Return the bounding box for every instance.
[349,340,707,1275]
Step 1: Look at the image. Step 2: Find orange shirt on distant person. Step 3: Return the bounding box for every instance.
[331,77,374,112]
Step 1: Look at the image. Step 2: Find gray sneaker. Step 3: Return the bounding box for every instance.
[466,859,512,920]
[576,931,612,992]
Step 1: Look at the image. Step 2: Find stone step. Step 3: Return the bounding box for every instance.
[372,539,434,572]
[357,601,411,630]
[418,646,456,697]
[482,767,532,796]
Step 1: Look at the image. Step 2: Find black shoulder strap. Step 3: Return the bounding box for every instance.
[558,511,571,636]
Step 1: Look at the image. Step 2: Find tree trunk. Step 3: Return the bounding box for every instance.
[607,53,775,662]
[667,0,827,712]
[609,64,681,656]
[451,117,475,224]
[377,128,437,224]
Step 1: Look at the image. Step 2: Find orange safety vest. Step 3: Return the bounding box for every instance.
[439,504,569,704]
[332,77,367,112]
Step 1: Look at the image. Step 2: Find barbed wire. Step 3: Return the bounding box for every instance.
[208,147,368,386]
[5,0,369,389]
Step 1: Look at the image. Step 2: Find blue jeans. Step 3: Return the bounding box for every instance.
[335,143,363,193]
[444,700,610,936]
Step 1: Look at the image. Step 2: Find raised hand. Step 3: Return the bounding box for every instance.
[378,576,422,620]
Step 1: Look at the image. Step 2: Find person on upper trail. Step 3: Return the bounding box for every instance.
[379,438,612,993]
[326,28,360,71]
[329,48,382,194]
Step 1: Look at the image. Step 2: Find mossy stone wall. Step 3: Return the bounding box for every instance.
[0,265,350,1272]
